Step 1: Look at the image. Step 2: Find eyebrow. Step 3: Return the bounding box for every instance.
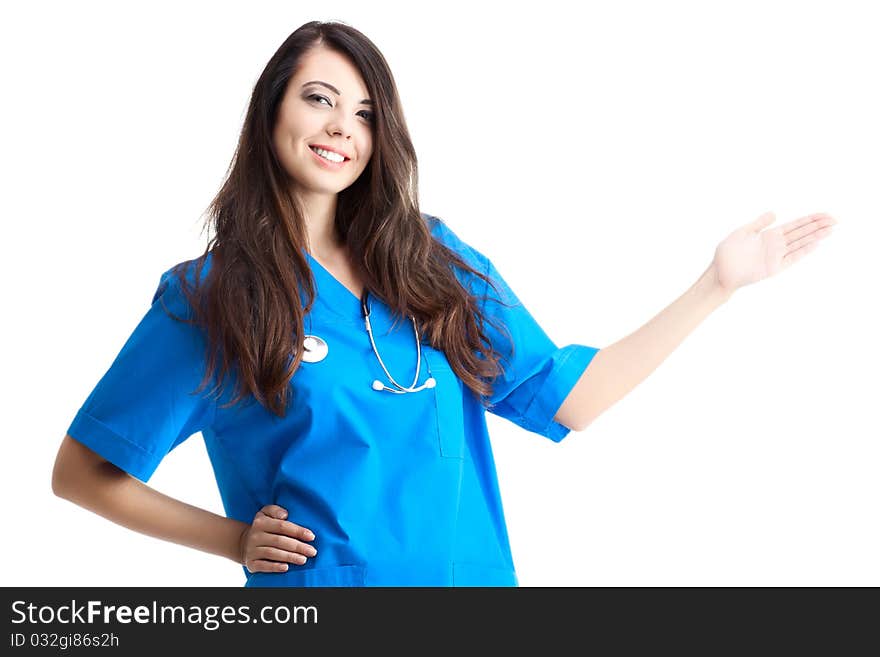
[302,80,373,106]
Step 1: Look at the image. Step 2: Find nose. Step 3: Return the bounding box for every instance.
[325,109,356,141]
[327,123,352,140]
[324,124,353,158]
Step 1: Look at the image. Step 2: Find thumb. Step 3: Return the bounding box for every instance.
[262,504,288,520]
[748,211,776,233]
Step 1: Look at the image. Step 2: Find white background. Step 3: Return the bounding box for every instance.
[2,0,876,587]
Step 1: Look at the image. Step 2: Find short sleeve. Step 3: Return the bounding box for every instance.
[66,266,216,482]
[477,255,600,441]
[425,213,600,441]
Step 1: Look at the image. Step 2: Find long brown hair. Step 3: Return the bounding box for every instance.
[168,20,513,417]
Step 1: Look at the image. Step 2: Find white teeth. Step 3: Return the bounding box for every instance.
[311,146,345,163]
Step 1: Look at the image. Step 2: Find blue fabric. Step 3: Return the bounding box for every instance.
[66,213,600,587]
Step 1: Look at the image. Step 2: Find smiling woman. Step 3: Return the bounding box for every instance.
[56,19,603,589]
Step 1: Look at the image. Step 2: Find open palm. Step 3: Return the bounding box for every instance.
[713,211,837,293]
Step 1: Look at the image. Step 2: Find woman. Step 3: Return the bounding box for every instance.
[51,21,837,587]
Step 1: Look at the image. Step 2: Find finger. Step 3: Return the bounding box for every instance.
[247,559,291,574]
[271,518,316,542]
[787,224,835,251]
[746,211,775,233]
[254,546,309,565]
[263,533,318,557]
[781,212,834,238]
[783,215,836,245]
[259,505,289,520]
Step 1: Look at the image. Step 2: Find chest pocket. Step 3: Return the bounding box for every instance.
[421,349,467,460]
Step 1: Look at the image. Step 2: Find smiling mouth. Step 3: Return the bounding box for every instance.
[309,145,350,162]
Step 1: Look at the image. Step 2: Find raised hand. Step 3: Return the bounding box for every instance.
[712,211,837,294]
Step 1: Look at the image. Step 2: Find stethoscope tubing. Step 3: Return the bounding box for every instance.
[361,289,436,394]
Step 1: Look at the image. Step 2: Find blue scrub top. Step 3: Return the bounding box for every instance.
[66,213,600,587]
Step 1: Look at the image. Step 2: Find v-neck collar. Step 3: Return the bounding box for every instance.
[304,249,367,324]
[306,250,363,303]
[303,248,408,334]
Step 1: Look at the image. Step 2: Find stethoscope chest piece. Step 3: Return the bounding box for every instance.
[301,334,329,363]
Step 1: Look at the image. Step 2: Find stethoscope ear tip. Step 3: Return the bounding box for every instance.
[425,377,436,389]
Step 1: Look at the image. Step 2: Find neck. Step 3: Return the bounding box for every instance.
[296,190,340,254]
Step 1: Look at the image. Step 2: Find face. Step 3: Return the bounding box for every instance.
[272,45,374,199]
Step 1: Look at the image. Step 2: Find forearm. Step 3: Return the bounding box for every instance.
[571,261,733,428]
[57,463,250,565]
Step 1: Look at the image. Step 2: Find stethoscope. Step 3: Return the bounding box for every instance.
[361,289,436,394]
[298,290,436,394]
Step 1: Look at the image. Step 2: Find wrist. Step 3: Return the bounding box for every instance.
[236,524,250,565]
[703,261,735,304]
[228,520,251,566]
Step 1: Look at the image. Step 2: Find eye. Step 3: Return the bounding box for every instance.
[308,94,373,123]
